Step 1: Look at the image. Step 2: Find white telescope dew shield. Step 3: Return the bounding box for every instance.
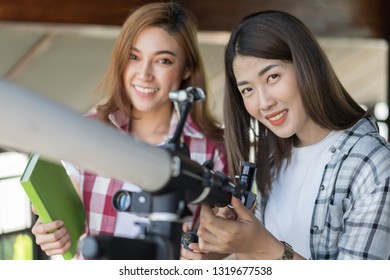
[0,80,172,193]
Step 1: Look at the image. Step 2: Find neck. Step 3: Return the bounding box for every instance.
[295,122,331,148]
[130,106,173,145]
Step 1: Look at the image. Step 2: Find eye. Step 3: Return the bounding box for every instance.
[129,53,137,60]
[267,74,279,83]
[240,87,253,96]
[157,58,173,65]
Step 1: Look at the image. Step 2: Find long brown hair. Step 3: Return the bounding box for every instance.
[95,2,223,142]
[224,10,368,196]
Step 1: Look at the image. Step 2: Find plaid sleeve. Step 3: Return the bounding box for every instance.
[325,135,390,259]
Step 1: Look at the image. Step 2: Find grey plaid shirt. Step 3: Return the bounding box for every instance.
[257,117,390,259]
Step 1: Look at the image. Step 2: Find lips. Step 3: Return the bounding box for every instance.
[265,109,288,126]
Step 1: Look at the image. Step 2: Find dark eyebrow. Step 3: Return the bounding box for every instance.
[259,64,279,77]
[132,47,176,57]
[156,50,176,56]
[237,64,279,87]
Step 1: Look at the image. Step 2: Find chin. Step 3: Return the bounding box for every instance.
[270,128,294,139]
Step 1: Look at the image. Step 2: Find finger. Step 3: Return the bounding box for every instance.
[180,245,208,260]
[182,223,190,232]
[31,205,37,215]
[35,225,69,246]
[42,236,71,256]
[180,254,190,260]
[32,220,64,235]
[200,204,215,218]
[230,196,253,221]
[250,200,257,212]
[188,242,208,253]
[198,235,220,254]
[40,231,70,250]
[217,206,237,220]
[45,244,71,257]
[198,220,222,241]
[200,206,238,237]
[199,205,217,232]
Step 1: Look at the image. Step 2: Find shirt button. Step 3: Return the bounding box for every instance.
[313,226,319,231]
[320,185,325,190]
[330,146,337,153]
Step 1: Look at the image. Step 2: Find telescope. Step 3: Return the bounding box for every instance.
[0,80,256,259]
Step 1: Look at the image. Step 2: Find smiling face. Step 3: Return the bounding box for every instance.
[233,56,326,146]
[123,26,190,117]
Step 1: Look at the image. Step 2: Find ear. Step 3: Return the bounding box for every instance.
[182,68,191,80]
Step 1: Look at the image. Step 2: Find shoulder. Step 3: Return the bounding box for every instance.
[352,131,390,154]
[349,132,390,176]
[343,122,390,162]
[332,117,390,185]
[338,126,390,196]
[347,117,390,161]
[338,117,390,156]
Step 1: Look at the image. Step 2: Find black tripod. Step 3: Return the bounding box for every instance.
[80,87,256,260]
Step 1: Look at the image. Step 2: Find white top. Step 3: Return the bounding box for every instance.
[264,130,343,259]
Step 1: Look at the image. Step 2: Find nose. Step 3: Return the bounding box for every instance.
[257,88,276,111]
[137,61,153,81]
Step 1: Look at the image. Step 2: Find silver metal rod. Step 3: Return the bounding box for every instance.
[0,80,172,193]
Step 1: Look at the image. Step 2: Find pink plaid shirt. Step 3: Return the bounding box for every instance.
[78,110,227,237]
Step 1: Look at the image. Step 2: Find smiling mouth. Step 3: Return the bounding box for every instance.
[134,85,159,94]
[266,109,288,125]
[267,110,286,121]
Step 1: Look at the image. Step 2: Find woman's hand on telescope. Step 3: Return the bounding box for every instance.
[197,197,265,257]
[180,223,209,260]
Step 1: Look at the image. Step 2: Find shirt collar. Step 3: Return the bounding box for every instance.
[108,109,130,132]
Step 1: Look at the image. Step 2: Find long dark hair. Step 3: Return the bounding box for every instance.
[224,10,367,196]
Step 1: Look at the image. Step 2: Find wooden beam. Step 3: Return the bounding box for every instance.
[184,0,389,38]
[0,0,159,26]
[0,0,388,39]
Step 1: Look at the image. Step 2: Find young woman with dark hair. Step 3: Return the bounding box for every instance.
[197,10,390,260]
